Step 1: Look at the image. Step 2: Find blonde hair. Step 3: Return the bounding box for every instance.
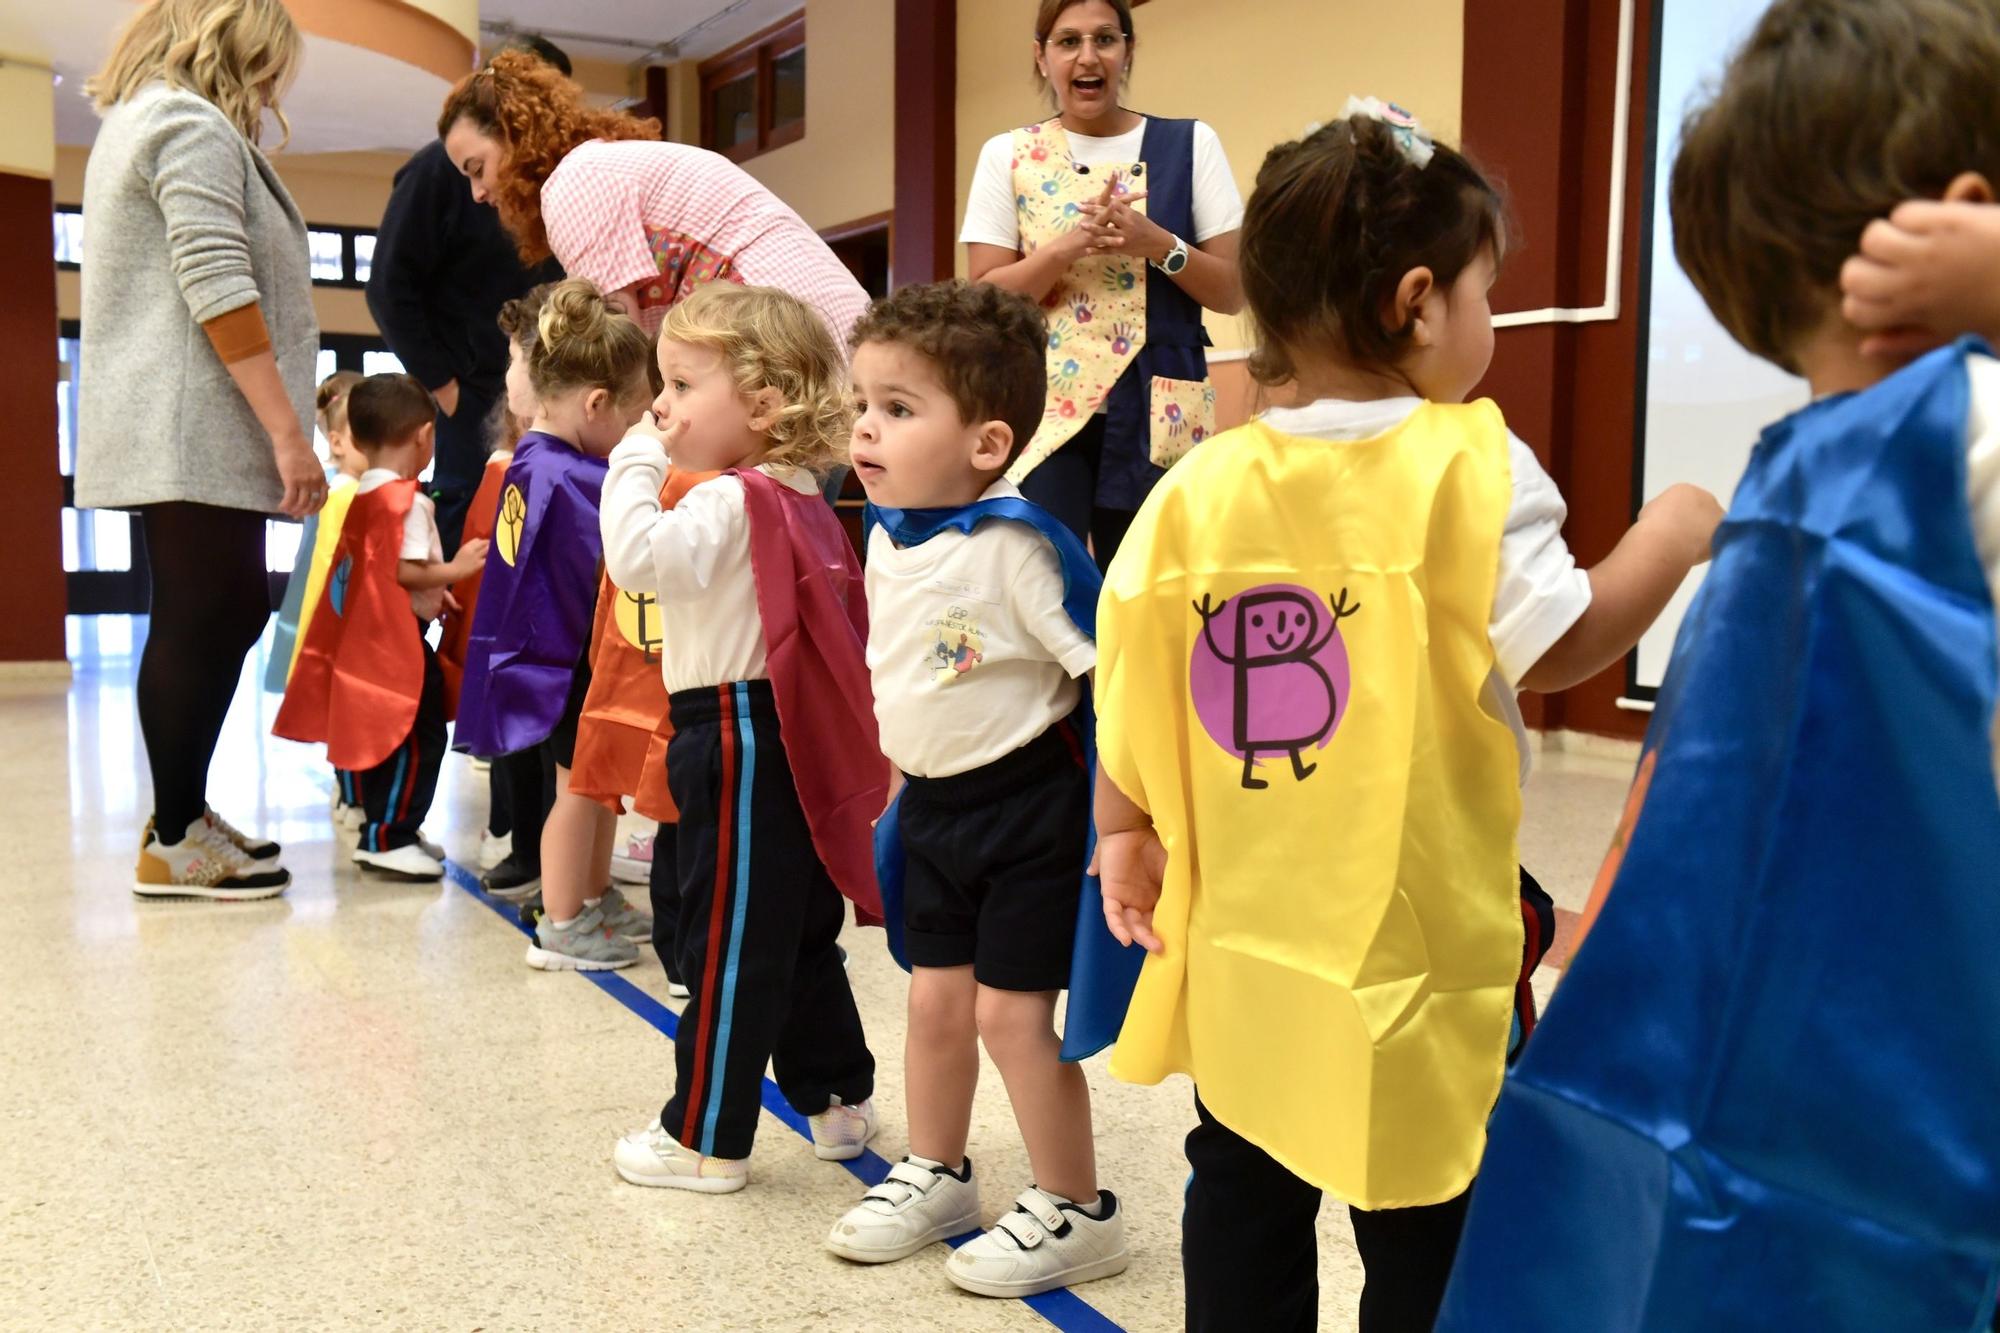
[529,279,654,407]
[88,0,303,147]
[661,284,852,476]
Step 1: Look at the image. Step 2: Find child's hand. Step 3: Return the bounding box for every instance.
[1637,483,1724,567]
[1094,826,1168,954]
[448,538,490,581]
[410,585,447,622]
[1841,201,2000,359]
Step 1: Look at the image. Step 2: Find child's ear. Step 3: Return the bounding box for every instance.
[418,421,436,450]
[584,387,612,419]
[1944,172,1996,205]
[1394,267,1437,346]
[746,386,785,432]
[972,420,1015,474]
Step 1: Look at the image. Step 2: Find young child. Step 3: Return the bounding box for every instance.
[822,280,1126,1297]
[454,279,656,966]
[268,370,367,829]
[1442,4,2000,1328]
[600,283,881,1194]
[274,373,489,880]
[1089,103,1720,1331]
[443,288,545,875]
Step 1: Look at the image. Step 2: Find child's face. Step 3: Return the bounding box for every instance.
[1404,246,1498,405]
[651,339,775,473]
[848,340,1011,509]
[504,338,538,422]
[326,424,365,477]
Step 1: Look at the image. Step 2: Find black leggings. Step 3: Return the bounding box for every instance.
[1015,415,1137,571]
[137,503,273,843]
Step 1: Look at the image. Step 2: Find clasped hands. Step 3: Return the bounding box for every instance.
[1064,171,1175,266]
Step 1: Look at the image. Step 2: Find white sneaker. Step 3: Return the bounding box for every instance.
[478,829,512,869]
[945,1188,1129,1298]
[826,1156,982,1263]
[614,1119,748,1193]
[610,832,653,885]
[809,1097,879,1162]
[133,819,289,900]
[352,843,446,881]
[339,804,365,834]
[415,833,446,863]
[667,979,692,1000]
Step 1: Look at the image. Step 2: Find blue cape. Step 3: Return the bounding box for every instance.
[1440,340,2000,1331]
[866,497,1140,1061]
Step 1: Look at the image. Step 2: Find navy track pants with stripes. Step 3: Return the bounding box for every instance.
[660,680,874,1160]
[356,643,446,853]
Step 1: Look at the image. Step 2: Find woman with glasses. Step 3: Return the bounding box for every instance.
[962,0,1245,567]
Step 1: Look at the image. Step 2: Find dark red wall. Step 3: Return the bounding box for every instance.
[1463,0,1655,740]
[0,170,68,663]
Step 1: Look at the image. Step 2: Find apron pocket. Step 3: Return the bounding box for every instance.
[1148,375,1218,468]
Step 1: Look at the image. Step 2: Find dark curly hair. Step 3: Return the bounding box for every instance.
[851,280,1049,465]
[1241,113,1505,385]
[437,51,661,267]
[1672,0,2000,374]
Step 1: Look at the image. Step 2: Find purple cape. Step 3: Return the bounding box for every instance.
[453,433,607,757]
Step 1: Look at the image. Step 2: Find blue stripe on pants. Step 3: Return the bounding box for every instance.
[698,682,760,1156]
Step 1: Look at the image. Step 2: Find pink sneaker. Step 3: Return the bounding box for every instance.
[610,832,653,885]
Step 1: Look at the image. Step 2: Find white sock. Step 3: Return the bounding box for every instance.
[549,916,577,930]
[583,896,603,910]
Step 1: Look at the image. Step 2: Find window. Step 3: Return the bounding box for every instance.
[700,13,806,163]
[53,205,376,288]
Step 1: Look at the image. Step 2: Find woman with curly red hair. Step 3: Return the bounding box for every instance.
[437,53,868,348]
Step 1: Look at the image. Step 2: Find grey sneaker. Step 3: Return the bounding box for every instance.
[595,885,653,943]
[524,905,640,971]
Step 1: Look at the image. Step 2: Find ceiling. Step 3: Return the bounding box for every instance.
[10,0,801,154]
[483,0,803,64]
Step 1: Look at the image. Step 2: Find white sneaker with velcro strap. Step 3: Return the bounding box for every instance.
[945,1186,1129,1298]
[825,1155,982,1263]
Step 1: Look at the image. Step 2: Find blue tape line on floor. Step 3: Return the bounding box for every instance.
[445,860,1126,1333]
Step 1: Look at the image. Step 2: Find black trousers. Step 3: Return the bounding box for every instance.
[429,380,500,557]
[658,681,873,1160]
[355,644,447,853]
[1185,868,1555,1333]
[137,503,272,842]
[1015,415,1137,571]
[493,745,554,873]
[648,819,683,987]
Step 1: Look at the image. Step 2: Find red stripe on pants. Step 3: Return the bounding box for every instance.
[680,684,737,1148]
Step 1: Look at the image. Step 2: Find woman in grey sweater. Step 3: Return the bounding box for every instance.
[77,0,321,900]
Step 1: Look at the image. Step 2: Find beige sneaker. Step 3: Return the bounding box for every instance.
[202,807,282,872]
[134,819,290,901]
[613,1119,748,1193]
[809,1097,879,1162]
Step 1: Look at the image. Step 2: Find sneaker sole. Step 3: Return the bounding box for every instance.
[614,1162,747,1193]
[354,863,446,883]
[945,1250,1130,1299]
[133,875,289,902]
[524,944,638,972]
[609,858,649,884]
[825,1209,983,1264]
[667,983,692,1000]
[484,877,543,903]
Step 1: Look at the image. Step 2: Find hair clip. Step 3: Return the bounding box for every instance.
[1341,95,1434,169]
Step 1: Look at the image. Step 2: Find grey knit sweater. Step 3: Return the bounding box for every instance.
[75,83,318,514]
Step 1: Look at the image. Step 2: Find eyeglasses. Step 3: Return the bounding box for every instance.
[1046,30,1127,53]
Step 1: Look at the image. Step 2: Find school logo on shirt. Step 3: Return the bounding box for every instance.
[924,603,986,684]
[615,589,663,663]
[1190,585,1361,789]
[497,484,526,566]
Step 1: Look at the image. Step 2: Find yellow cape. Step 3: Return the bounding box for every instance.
[1096,405,1522,1207]
[286,474,360,683]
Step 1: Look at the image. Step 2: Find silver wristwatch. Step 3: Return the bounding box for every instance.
[1154,235,1191,275]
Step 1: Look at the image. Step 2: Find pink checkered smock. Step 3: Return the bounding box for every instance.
[541,139,869,348]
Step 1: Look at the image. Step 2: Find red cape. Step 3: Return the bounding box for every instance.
[737,469,885,926]
[274,481,425,772]
[438,455,510,717]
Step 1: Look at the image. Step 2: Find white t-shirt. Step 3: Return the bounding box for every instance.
[1258,399,1594,782]
[356,468,442,562]
[600,438,822,694]
[959,118,1244,252]
[866,480,1098,779]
